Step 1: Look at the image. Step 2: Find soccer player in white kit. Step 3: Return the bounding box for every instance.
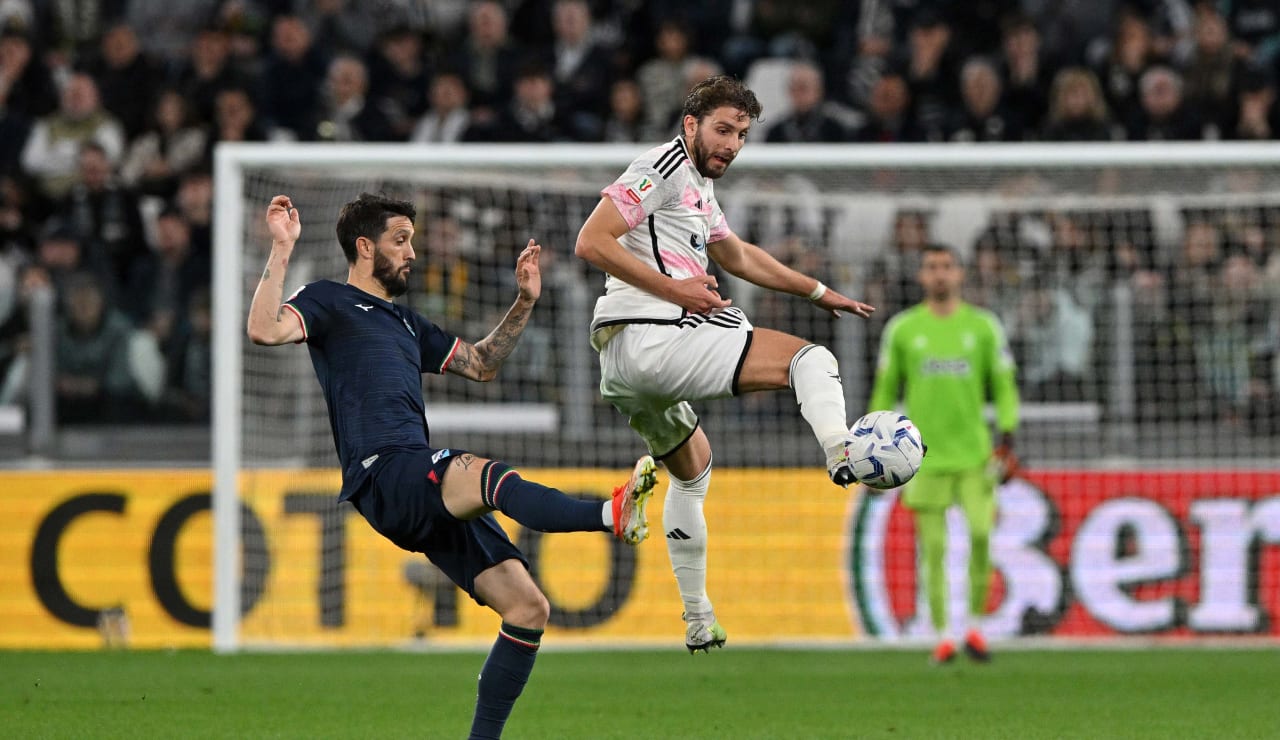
[575,75,875,652]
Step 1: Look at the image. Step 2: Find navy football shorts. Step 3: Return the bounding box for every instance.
[351,447,527,603]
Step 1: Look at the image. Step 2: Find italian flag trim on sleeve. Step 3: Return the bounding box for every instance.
[438,337,461,373]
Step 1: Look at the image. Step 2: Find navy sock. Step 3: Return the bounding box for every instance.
[469,623,543,740]
[481,462,607,533]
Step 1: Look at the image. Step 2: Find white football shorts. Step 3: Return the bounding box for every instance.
[595,307,754,458]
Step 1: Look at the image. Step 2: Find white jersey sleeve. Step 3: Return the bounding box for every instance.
[600,142,685,229]
[592,137,733,333]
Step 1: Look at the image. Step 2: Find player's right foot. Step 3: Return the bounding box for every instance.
[825,435,857,487]
[931,640,957,665]
[684,611,727,653]
[963,629,991,663]
[612,455,658,544]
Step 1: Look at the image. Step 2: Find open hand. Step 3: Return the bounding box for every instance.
[266,195,301,244]
[515,239,541,302]
[814,287,874,319]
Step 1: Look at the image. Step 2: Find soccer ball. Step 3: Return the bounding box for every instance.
[848,411,925,490]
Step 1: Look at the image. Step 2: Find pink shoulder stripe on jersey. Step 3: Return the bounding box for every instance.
[709,216,731,244]
[602,183,647,229]
[437,337,461,373]
[282,303,307,342]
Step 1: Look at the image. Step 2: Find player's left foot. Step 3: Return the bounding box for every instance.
[930,640,957,665]
[612,455,658,544]
[963,629,991,663]
[825,435,857,487]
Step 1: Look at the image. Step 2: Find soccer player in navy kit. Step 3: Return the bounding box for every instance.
[247,193,657,739]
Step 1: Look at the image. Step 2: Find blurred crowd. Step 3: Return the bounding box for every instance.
[857,206,1280,432]
[0,0,1279,427]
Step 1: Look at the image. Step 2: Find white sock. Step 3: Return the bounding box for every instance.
[790,344,849,451]
[663,459,714,616]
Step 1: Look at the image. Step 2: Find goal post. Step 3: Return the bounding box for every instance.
[214,142,1280,651]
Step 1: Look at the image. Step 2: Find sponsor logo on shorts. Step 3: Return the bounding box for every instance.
[361,454,379,469]
[431,448,452,464]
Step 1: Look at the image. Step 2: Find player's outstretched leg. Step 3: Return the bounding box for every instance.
[788,344,857,486]
[474,458,653,543]
[611,455,659,544]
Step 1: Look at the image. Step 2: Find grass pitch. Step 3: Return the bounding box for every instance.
[3,647,1276,738]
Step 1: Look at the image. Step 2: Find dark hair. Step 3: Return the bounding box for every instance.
[922,243,961,263]
[681,74,762,122]
[335,192,416,264]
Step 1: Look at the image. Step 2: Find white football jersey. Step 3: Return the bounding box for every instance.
[591,136,732,332]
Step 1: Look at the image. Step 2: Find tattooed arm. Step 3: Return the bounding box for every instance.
[447,240,542,382]
[247,195,306,345]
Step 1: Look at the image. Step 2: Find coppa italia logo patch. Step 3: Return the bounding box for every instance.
[637,177,653,192]
[847,471,1280,639]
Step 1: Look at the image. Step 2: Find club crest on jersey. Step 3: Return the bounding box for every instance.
[689,232,706,252]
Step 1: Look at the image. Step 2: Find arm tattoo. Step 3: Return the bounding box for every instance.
[473,300,533,375]
[454,453,477,471]
[449,344,476,376]
[262,263,287,322]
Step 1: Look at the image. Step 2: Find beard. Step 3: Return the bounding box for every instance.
[690,128,732,179]
[373,248,409,297]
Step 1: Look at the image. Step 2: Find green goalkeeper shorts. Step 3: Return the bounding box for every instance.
[901,464,996,512]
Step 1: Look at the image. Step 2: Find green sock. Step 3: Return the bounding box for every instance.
[915,508,949,634]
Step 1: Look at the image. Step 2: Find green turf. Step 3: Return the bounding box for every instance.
[2,648,1277,739]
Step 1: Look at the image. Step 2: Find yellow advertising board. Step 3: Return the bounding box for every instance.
[0,469,860,648]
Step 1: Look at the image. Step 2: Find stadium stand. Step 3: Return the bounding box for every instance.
[2,0,1280,462]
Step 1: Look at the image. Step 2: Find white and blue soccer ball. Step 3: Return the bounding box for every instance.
[848,411,925,490]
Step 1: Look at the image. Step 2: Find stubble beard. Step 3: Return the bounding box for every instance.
[691,128,729,180]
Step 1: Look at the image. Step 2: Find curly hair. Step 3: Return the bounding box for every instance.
[680,74,763,122]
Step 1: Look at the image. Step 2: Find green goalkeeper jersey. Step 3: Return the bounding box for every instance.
[868,302,1020,473]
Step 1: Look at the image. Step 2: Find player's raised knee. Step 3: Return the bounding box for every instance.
[789,344,839,388]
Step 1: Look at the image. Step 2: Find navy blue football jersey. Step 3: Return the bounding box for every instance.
[284,280,459,500]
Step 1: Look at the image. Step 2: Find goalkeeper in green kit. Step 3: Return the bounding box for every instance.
[868,244,1021,664]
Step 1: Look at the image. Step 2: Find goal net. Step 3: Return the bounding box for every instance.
[214,143,1280,650]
